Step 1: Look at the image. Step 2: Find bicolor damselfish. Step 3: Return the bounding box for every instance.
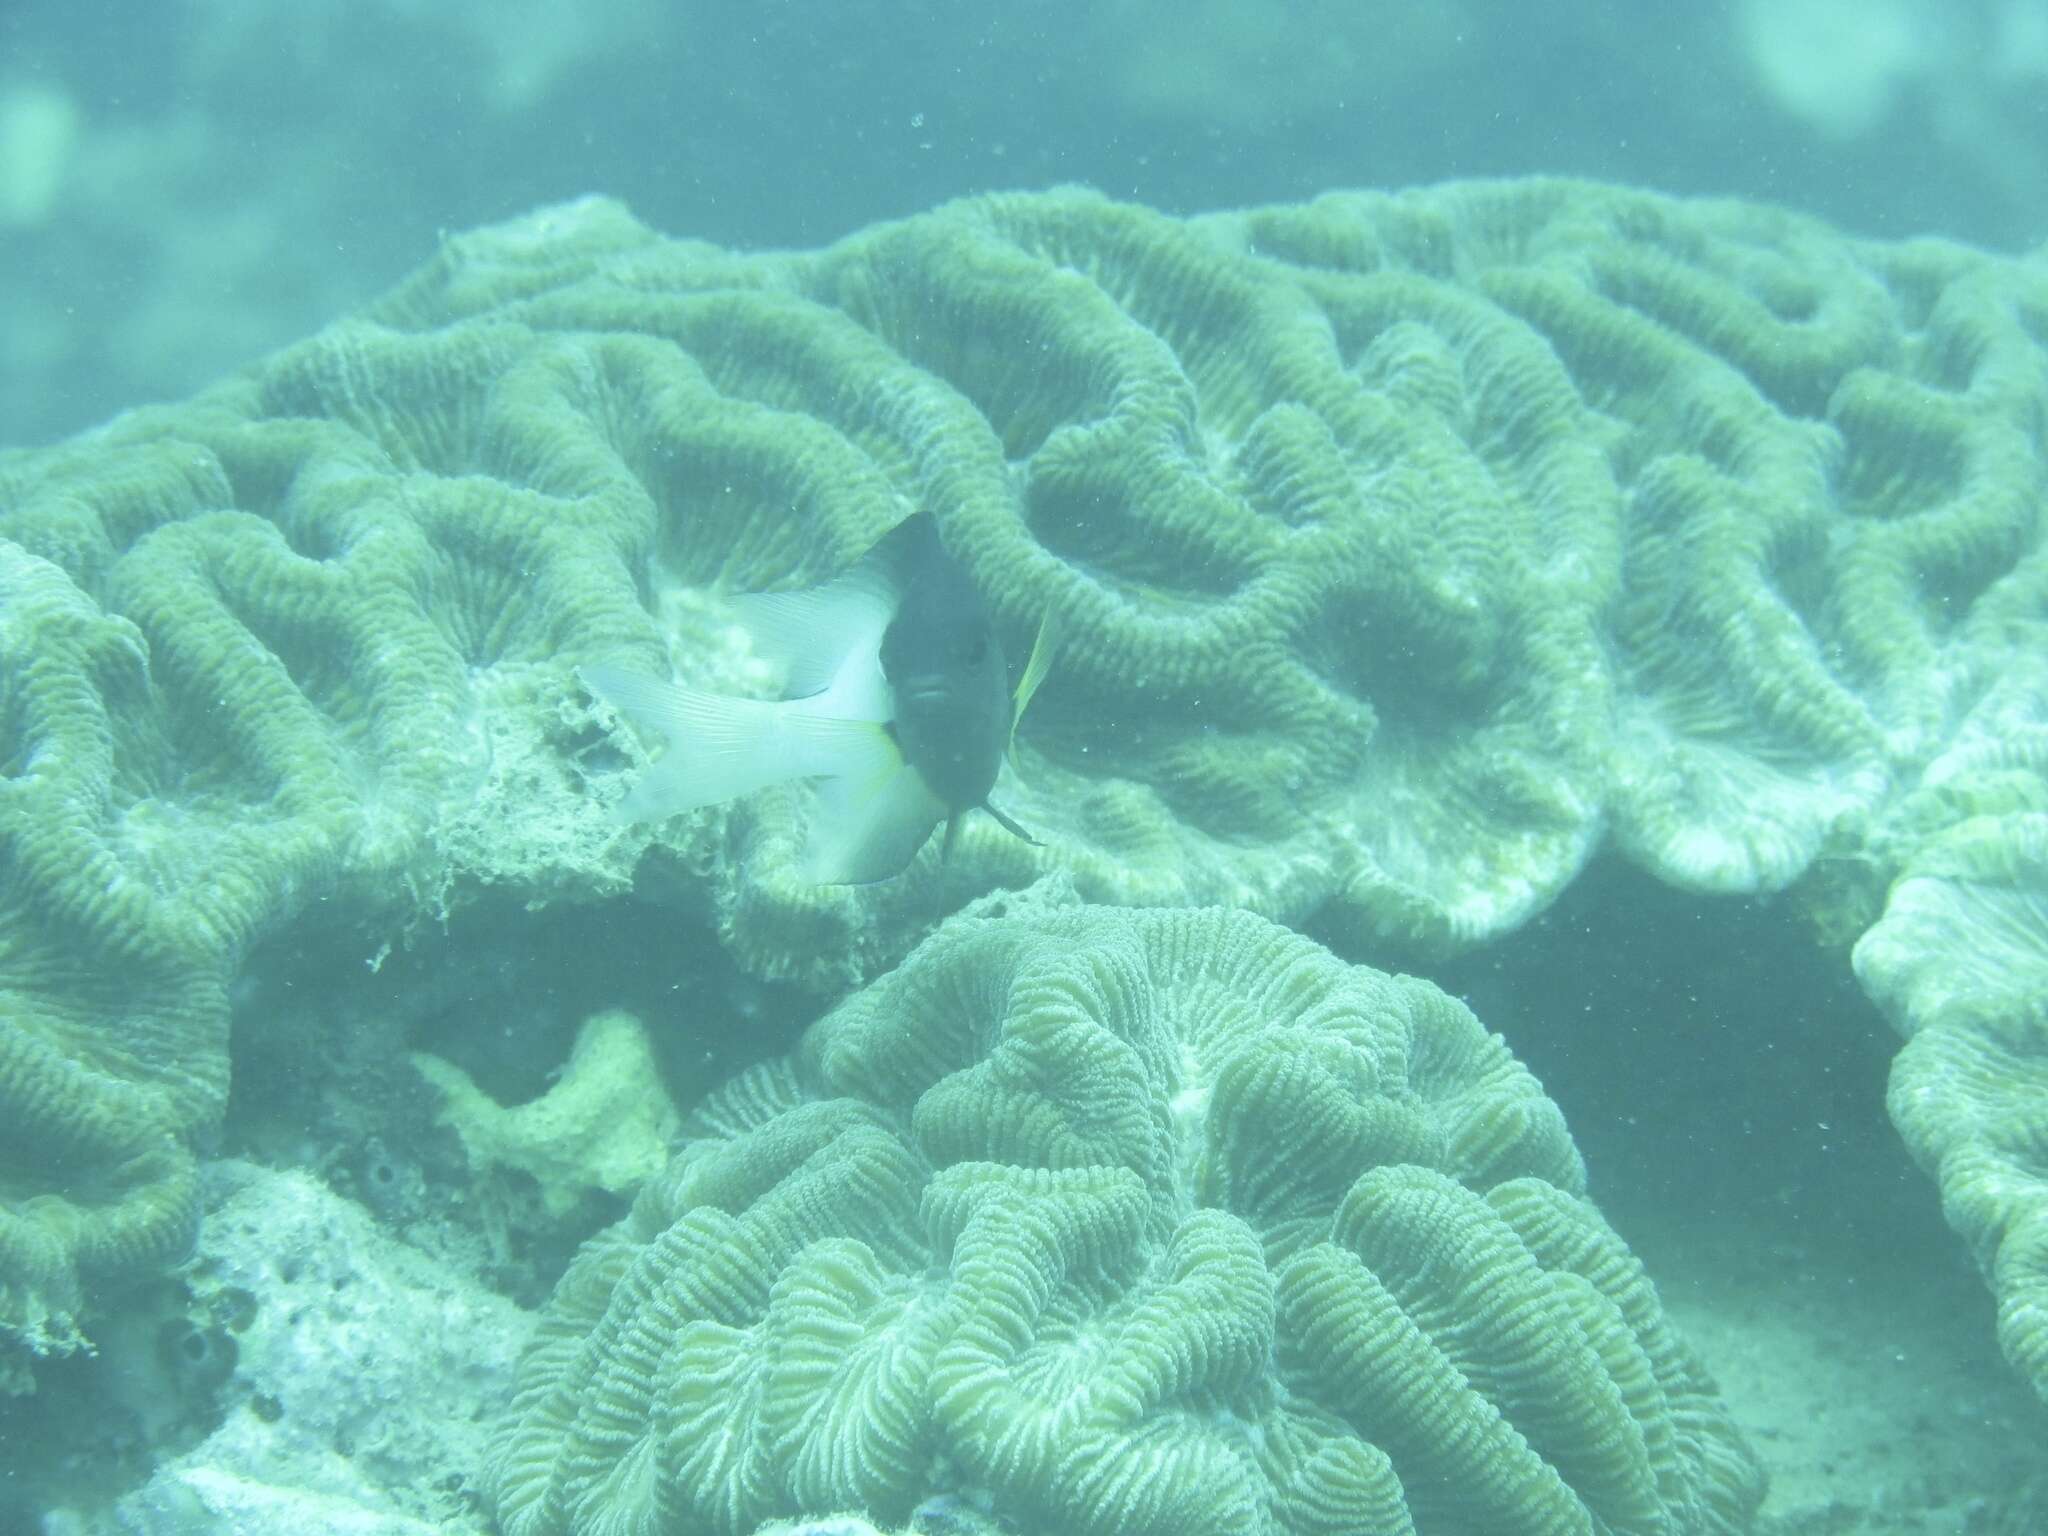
[581,513,1054,883]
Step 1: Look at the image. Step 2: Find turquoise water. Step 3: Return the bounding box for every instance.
[3,4,2048,1534]
[6,1,2047,450]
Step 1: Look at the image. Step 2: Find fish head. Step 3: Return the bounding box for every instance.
[879,560,1011,813]
[883,610,1009,810]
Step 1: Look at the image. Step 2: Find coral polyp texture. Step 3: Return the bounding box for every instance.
[3,178,2048,1395]
[491,898,1766,1536]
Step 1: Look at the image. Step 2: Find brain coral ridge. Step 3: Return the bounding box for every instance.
[4,178,2048,1395]
[491,897,1765,1536]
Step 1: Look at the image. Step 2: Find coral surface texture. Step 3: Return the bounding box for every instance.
[2,179,2046,1398]
[492,897,1766,1536]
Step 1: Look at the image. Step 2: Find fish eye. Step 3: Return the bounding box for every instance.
[967,637,988,663]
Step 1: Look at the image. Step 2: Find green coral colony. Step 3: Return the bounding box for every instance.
[494,897,1763,1536]
[3,176,2048,1529]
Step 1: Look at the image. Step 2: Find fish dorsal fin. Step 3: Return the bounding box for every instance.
[729,577,894,701]
[1006,606,1060,770]
[728,516,927,699]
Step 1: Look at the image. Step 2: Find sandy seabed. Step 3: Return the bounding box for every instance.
[1632,1205,2047,1535]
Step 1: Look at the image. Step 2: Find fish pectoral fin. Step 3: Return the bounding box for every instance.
[982,799,1041,846]
[580,662,879,826]
[801,744,948,884]
[1006,606,1060,771]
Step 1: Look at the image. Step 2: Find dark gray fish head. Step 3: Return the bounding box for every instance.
[877,516,1010,813]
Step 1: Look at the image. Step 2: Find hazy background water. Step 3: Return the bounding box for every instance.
[7,5,2048,1528]
[5,0,2048,448]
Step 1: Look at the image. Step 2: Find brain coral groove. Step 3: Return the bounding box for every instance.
[3,179,2048,1397]
[491,897,1765,1536]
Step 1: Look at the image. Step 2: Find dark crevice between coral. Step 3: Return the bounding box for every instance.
[1430,856,1929,1261]
[218,890,824,1303]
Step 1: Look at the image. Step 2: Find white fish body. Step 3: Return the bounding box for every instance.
[582,516,1003,883]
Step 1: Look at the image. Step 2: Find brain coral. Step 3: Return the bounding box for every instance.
[491,894,1765,1536]
[1852,667,2048,1399]
[4,179,2048,1395]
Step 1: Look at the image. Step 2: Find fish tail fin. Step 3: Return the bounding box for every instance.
[580,662,858,825]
